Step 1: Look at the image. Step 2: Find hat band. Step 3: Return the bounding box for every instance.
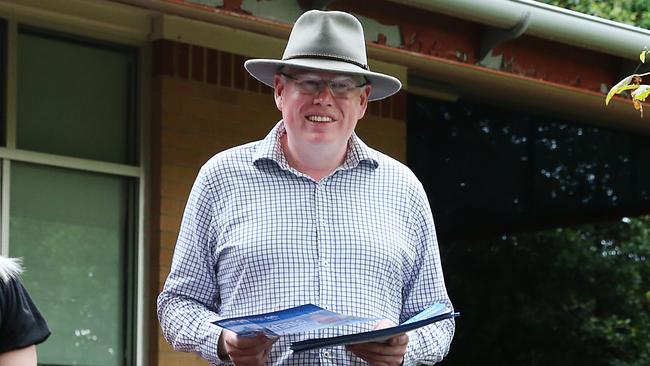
[283,54,369,71]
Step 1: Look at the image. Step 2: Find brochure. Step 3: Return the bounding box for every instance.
[214,303,459,352]
[290,303,459,353]
[214,304,380,338]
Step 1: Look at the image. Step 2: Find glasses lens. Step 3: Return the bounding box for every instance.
[298,79,323,94]
[286,73,363,97]
[329,78,358,97]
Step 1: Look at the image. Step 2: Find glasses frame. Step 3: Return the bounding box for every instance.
[279,72,368,99]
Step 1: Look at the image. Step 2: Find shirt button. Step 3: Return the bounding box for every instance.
[323,350,331,358]
[322,260,329,267]
[320,219,327,225]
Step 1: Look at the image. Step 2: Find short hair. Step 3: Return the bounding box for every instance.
[0,255,23,283]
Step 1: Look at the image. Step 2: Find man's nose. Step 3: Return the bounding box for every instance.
[313,83,335,105]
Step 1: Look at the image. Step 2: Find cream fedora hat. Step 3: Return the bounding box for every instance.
[244,10,402,101]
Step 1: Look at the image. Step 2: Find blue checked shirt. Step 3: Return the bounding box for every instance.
[157,121,455,365]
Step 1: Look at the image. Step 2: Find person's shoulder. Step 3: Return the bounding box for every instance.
[197,140,260,177]
[198,123,281,180]
[0,260,52,352]
[192,140,266,195]
[366,147,429,207]
[370,148,422,187]
[205,141,259,167]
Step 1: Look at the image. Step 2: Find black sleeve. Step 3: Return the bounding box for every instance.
[0,277,51,353]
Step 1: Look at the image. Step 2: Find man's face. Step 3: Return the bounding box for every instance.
[273,68,371,150]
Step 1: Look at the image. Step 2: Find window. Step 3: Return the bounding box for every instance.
[10,163,132,365]
[1,22,140,366]
[16,27,137,164]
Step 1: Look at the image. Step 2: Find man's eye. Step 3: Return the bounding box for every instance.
[331,82,353,90]
[301,80,321,89]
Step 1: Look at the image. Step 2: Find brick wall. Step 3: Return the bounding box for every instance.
[150,39,407,366]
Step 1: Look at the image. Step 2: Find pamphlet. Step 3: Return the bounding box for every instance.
[214,304,379,338]
[290,303,459,353]
[213,303,459,352]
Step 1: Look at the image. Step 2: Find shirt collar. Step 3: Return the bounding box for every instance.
[342,132,379,170]
[252,121,379,171]
[252,121,286,167]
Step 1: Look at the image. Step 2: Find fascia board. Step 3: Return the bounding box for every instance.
[385,0,650,62]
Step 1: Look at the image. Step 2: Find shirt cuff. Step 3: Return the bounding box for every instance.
[197,322,229,365]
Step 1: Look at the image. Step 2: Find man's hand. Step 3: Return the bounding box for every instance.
[346,320,408,366]
[218,330,278,365]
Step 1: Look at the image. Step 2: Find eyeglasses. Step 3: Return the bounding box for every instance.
[280,72,368,98]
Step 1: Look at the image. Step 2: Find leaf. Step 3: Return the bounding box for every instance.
[631,84,650,101]
[633,100,644,118]
[641,50,646,63]
[605,75,636,105]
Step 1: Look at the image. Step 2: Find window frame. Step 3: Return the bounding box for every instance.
[0,7,150,366]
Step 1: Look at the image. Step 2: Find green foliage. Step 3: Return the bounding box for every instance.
[540,0,650,29]
[443,216,650,366]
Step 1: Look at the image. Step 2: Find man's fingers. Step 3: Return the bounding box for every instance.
[346,331,408,366]
[373,319,397,330]
[226,340,277,366]
[387,333,408,346]
[230,353,267,366]
[223,332,278,365]
[347,333,408,353]
[226,333,270,349]
[347,346,405,366]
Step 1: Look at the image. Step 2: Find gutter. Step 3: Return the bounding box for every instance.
[385,0,650,61]
[115,0,649,132]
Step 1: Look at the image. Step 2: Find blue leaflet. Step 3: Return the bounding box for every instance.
[214,304,379,337]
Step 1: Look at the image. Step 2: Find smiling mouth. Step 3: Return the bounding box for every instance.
[306,115,335,123]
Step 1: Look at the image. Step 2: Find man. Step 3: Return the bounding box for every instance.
[158,10,455,365]
[0,256,50,366]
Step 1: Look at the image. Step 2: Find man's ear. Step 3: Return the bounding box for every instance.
[356,84,372,119]
[273,74,284,111]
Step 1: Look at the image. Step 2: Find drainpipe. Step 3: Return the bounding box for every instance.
[385,0,650,61]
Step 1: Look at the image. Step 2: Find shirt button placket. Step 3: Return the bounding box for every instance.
[322,349,333,364]
[315,182,331,316]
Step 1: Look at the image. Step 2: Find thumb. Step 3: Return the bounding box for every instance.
[374,319,397,330]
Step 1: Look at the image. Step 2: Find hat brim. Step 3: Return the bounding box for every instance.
[244,58,402,101]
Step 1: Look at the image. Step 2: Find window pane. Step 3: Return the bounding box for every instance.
[17,29,136,164]
[9,162,131,366]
